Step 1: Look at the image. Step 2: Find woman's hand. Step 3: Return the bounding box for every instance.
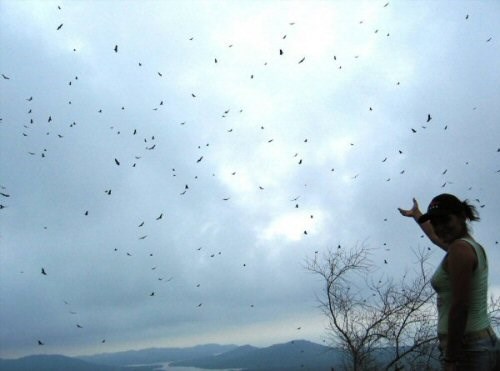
[398,197,421,218]
[399,197,447,250]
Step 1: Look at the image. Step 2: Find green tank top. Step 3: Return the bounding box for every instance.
[430,237,490,334]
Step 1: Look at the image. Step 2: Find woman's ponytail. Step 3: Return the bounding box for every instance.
[462,199,480,222]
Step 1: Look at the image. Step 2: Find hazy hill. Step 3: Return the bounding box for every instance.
[0,354,157,371]
[0,341,342,371]
[171,339,344,370]
[79,343,237,366]
[1,340,439,371]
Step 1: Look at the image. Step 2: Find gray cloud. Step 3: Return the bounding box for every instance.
[1,0,499,359]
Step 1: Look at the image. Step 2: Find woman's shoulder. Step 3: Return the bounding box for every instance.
[447,239,477,263]
[458,237,485,254]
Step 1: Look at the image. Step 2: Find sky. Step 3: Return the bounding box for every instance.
[1,0,499,360]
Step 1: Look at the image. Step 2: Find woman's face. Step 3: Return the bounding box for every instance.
[430,213,467,244]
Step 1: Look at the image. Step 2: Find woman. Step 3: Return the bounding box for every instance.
[399,193,499,370]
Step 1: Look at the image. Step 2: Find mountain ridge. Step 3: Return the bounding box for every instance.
[171,339,343,370]
[0,354,157,371]
[0,340,345,371]
[78,343,238,366]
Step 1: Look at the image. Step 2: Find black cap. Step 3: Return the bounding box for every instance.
[418,194,464,224]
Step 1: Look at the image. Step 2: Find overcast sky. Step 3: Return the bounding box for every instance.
[1,0,499,360]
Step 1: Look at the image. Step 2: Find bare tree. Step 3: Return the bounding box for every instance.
[489,295,500,332]
[305,243,439,371]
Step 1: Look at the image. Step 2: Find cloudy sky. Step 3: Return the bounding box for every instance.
[1,0,499,359]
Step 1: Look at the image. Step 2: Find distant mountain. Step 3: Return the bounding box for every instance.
[79,343,238,366]
[171,339,344,371]
[0,341,342,371]
[0,354,158,371]
[2,340,438,371]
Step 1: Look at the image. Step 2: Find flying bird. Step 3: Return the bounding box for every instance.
[41,268,47,275]
[298,57,305,64]
[427,114,432,122]
[114,45,118,53]
[57,23,63,30]
[114,158,120,165]
[1,74,10,79]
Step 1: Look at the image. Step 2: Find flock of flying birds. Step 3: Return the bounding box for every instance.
[1,2,498,354]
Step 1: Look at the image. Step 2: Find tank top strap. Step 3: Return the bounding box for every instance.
[459,237,488,270]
